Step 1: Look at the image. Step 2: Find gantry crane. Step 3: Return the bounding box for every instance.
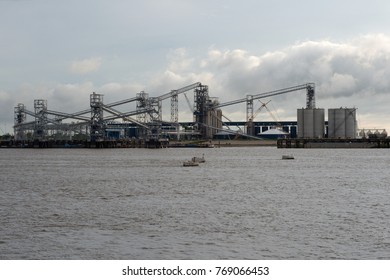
[144,82,203,122]
[212,83,315,121]
[135,82,205,139]
[14,93,151,141]
[14,83,206,141]
[209,83,315,136]
[13,82,315,141]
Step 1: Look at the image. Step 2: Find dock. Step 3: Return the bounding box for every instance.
[277,138,390,148]
[0,138,169,149]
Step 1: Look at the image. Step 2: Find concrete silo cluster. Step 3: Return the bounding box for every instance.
[281,106,390,148]
[297,107,357,139]
[297,108,325,138]
[327,108,357,138]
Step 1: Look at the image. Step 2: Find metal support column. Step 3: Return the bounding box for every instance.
[171,92,179,140]
[171,92,178,123]
[34,99,48,140]
[136,91,149,123]
[14,103,26,141]
[145,97,162,140]
[246,95,254,135]
[193,84,209,138]
[246,95,254,122]
[90,92,104,141]
[306,84,315,109]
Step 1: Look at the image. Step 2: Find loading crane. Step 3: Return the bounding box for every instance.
[211,83,315,136]
[30,96,142,125]
[13,102,90,141]
[212,83,315,122]
[134,82,205,140]
[257,100,282,126]
[13,82,315,142]
[142,82,203,122]
[184,92,194,114]
[14,83,205,142]
[102,105,149,129]
[249,100,271,122]
[14,92,151,141]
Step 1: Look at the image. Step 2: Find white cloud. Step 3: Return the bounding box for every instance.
[151,34,390,130]
[166,48,194,73]
[3,34,390,134]
[69,57,102,75]
[51,82,94,109]
[321,73,357,97]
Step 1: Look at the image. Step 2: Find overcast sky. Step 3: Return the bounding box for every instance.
[1,0,390,134]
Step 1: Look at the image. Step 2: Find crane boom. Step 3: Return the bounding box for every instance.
[105,96,141,107]
[183,92,194,113]
[103,108,153,121]
[102,105,149,129]
[157,82,202,101]
[213,83,315,109]
[144,82,203,122]
[46,110,91,121]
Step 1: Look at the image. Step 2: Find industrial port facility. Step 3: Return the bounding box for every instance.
[4,82,389,148]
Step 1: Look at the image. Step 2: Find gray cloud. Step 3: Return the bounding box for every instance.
[69,58,102,75]
[2,34,390,134]
[156,34,390,129]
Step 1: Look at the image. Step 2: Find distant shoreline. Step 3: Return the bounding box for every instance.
[0,139,278,148]
[212,139,277,147]
[169,139,277,147]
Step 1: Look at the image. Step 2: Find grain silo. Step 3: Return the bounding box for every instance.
[328,108,357,138]
[205,108,222,138]
[297,108,325,138]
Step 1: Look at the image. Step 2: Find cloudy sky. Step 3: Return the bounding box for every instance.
[1,0,390,134]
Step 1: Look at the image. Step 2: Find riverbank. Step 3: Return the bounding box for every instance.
[169,139,277,147]
[277,138,390,148]
[212,139,277,147]
[1,139,277,148]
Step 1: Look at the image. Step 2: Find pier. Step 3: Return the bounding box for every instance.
[277,138,390,148]
[0,138,169,149]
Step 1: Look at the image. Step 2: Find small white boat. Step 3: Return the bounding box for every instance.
[192,154,205,163]
[183,160,199,167]
[282,155,294,160]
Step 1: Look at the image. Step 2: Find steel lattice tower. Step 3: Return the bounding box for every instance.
[90,92,104,141]
[14,103,27,141]
[34,99,48,140]
[193,84,209,137]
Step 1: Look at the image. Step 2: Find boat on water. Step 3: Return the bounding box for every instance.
[282,154,294,160]
[192,154,205,163]
[183,160,199,167]
[183,154,205,166]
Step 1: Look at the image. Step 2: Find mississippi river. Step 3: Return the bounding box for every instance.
[1,147,389,259]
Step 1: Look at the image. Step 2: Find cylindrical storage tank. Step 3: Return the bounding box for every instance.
[335,109,346,138]
[297,109,304,138]
[328,109,336,138]
[313,109,325,138]
[297,108,325,138]
[345,108,356,138]
[303,109,314,138]
[328,109,335,138]
[328,108,357,138]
